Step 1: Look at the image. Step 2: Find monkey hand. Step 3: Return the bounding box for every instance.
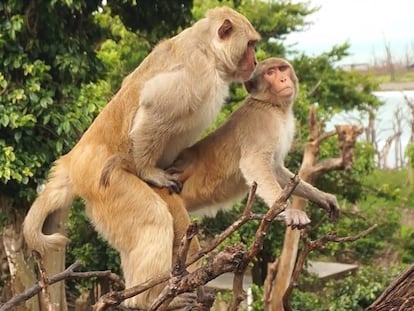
[317,193,340,221]
[139,167,183,194]
[276,206,311,230]
[166,164,190,184]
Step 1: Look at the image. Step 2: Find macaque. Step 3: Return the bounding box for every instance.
[23,7,260,310]
[101,58,340,291]
[103,58,340,222]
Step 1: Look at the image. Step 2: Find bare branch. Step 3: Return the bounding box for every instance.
[263,259,279,307]
[0,261,124,311]
[34,251,53,311]
[282,224,378,311]
[95,179,298,311]
[228,176,300,310]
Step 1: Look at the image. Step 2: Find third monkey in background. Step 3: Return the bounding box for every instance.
[102,57,340,255]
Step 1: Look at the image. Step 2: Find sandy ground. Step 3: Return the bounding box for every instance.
[379,81,414,91]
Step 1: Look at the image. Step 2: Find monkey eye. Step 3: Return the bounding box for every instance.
[266,67,277,75]
[247,40,257,48]
[278,65,289,72]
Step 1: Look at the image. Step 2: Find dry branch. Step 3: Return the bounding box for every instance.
[0,261,124,311]
[94,178,299,310]
[268,105,364,311]
[282,224,378,311]
[367,263,414,311]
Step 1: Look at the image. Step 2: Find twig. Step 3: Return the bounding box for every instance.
[94,184,259,310]
[263,259,279,306]
[315,129,337,145]
[34,251,53,311]
[0,261,124,311]
[95,179,300,310]
[148,224,199,311]
[187,182,258,267]
[228,176,300,310]
[367,262,414,310]
[282,224,378,311]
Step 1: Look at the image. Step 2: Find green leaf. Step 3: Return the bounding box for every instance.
[0,115,9,127]
[14,131,22,142]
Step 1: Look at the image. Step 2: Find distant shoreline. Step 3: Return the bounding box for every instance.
[379,81,414,91]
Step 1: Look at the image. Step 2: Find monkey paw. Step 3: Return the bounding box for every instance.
[323,193,340,221]
[276,209,311,229]
[139,167,183,194]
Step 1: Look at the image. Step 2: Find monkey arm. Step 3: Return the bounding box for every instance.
[240,152,284,207]
[129,114,183,193]
[274,165,340,220]
[240,153,310,227]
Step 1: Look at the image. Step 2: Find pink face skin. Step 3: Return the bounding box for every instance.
[237,40,258,81]
[263,64,295,99]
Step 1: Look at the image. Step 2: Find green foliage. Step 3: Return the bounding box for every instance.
[307,265,405,311]
[95,9,150,92]
[240,1,316,41]
[107,0,193,44]
[248,265,406,311]
[406,143,414,168]
[399,225,414,263]
[292,46,381,122]
[312,141,376,204]
[363,168,413,207]
[66,201,121,290]
[0,0,107,202]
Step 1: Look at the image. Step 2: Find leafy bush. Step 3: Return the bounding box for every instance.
[250,265,406,311]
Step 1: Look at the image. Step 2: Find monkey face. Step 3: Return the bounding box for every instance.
[236,40,259,81]
[264,64,295,100]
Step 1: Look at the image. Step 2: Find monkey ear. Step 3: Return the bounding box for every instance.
[218,19,233,39]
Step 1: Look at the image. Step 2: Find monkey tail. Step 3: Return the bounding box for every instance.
[23,158,74,255]
[100,153,136,187]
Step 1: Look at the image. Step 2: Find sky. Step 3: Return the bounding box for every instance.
[284,0,414,66]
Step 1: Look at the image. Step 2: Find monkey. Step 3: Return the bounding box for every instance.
[100,57,340,285]
[102,57,339,222]
[128,7,259,193]
[23,7,260,310]
[165,57,339,220]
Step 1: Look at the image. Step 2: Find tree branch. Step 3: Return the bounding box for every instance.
[0,261,124,311]
[282,224,378,311]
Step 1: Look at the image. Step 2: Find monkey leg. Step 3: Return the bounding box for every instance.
[84,169,176,309]
[155,188,202,310]
[155,188,201,270]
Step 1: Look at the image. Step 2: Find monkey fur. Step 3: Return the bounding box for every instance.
[23,7,260,310]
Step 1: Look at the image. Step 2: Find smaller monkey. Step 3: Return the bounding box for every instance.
[101,57,340,230]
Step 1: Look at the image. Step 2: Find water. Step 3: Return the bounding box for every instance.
[326,90,414,168]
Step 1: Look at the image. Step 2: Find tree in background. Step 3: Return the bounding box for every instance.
[0,1,108,309]
[2,0,409,310]
[0,0,193,309]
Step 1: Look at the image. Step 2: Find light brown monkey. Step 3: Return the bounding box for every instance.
[23,7,260,309]
[167,58,339,220]
[101,57,340,265]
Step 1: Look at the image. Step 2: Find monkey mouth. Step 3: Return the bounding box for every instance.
[277,86,292,93]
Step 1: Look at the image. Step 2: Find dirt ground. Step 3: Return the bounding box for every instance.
[379,81,414,91]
